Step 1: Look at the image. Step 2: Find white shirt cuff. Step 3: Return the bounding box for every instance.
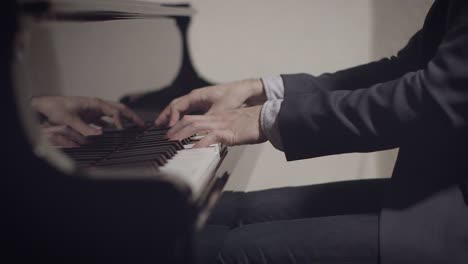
[260,99,284,151]
[261,75,285,100]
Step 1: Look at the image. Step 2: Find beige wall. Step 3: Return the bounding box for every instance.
[182,0,432,191]
[27,0,434,191]
[193,0,432,191]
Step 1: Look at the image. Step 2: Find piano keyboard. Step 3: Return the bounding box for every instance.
[59,124,227,198]
[61,125,192,169]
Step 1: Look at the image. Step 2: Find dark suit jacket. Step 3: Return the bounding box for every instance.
[277,0,468,263]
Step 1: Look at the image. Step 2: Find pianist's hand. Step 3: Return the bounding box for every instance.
[31,96,144,136]
[40,124,87,148]
[166,105,266,147]
[155,79,266,128]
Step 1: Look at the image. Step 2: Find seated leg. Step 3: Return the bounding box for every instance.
[218,214,379,264]
[197,179,387,263]
[208,178,388,227]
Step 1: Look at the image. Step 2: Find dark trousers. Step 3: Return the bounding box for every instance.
[196,179,388,264]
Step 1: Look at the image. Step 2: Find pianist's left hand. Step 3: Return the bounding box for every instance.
[31,96,144,136]
[166,105,266,148]
[40,124,87,148]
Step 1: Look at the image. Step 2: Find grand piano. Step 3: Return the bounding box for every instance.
[5,0,240,262]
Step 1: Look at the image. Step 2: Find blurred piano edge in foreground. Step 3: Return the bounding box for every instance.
[6,1,241,263]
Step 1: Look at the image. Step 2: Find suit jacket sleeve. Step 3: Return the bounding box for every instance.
[278,0,468,161]
[281,29,423,95]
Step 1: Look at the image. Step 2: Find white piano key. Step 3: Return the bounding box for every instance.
[157,144,221,197]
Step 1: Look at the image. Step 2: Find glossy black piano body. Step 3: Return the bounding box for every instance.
[4,1,237,262]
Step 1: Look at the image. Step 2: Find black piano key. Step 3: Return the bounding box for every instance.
[63,152,113,157]
[57,124,193,169]
[109,149,177,160]
[118,145,178,154]
[145,127,169,133]
[114,147,175,158]
[62,147,114,153]
[124,140,179,146]
[181,138,192,145]
[101,126,143,133]
[122,141,183,151]
[131,138,168,144]
[134,134,168,140]
[66,155,105,160]
[94,161,160,170]
[62,151,109,158]
[98,155,169,166]
[62,152,113,159]
[134,136,166,141]
[111,143,177,154]
[106,151,173,162]
[109,146,177,157]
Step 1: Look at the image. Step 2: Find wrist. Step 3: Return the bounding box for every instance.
[260,99,284,151]
[245,79,267,106]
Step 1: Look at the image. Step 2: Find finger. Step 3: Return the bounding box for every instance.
[88,118,109,128]
[43,125,87,146]
[168,97,196,127]
[68,116,102,136]
[42,125,66,133]
[166,113,184,138]
[193,130,230,148]
[113,111,123,129]
[170,120,222,141]
[155,106,171,128]
[168,107,181,128]
[61,126,87,145]
[167,114,194,138]
[154,97,184,128]
[50,134,80,148]
[167,115,213,138]
[94,102,125,129]
[162,93,206,128]
[108,102,145,127]
[193,133,218,148]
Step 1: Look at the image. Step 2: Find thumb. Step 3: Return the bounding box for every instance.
[67,117,102,136]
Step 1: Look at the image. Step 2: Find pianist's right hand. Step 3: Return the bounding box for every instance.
[31,96,144,137]
[155,79,266,127]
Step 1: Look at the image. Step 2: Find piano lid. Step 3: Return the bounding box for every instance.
[20,0,195,21]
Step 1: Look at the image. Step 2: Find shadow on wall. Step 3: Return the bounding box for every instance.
[369,0,433,175]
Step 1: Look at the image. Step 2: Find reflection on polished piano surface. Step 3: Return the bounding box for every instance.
[6,0,240,262]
